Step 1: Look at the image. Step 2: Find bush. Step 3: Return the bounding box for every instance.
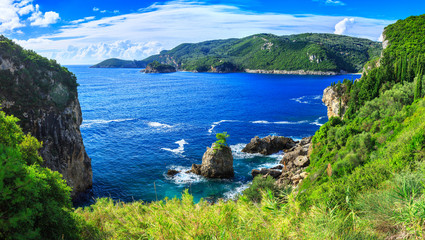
[242,175,279,203]
[0,112,80,239]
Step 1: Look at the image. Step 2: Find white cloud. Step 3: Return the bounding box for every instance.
[334,18,355,35]
[93,7,99,12]
[0,0,59,31]
[14,1,395,64]
[113,10,120,14]
[69,16,96,24]
[29,4,60,27]
[325,0,345,6]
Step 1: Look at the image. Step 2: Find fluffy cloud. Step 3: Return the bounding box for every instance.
[29,4,60,26]
[69,16,96,24]
[15,1,394,64]
[0,0,59,31]
[334,18,355,35]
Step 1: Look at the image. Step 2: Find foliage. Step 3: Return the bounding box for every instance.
[242,175,279,203]
[213,131,229,152]
[0,111,80,239]
[0,35,79,128]
[146,61,176,72]
[142,33,381,73]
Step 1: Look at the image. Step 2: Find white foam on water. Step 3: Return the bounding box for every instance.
[208,120,239,134]
[161,139,188,155]
[81,118,135,128]
[313,95,322,100]
[310,116,327,126]
[165,165,206,185]
[223,183,250,200]
[291,96,309,104]
[147,121,173,128]
[251,120,308,125]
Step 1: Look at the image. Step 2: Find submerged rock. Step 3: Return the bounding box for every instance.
[167,169,181,177]
[242,135,296,155]
[192,143,234,178]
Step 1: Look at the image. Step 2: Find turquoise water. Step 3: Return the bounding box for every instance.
[68,66,356,205]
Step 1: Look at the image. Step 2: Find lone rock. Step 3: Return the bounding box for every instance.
[192,143,234,178]
[242,135,296,155]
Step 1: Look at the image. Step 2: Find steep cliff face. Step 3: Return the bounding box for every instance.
[0,36,92,197]
[322,85,349,119]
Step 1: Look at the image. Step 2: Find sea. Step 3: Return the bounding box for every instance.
[67,65,357,206]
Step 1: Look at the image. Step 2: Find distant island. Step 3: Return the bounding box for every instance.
[142,61,176,73]
[91,33,382,74]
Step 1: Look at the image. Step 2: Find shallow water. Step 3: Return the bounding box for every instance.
[67,66,356,206]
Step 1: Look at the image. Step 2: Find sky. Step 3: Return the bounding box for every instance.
[0,0,423,65]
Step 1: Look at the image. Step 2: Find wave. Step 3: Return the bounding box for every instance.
[147,121,173,128]
[165,165,206,185]
[251,120,309,125]
[291,95,322,104]
[223,183,250,200]
[161,139,188,155]
[208,120,239,134]
[310,116,327,126]
[81,118,135,128]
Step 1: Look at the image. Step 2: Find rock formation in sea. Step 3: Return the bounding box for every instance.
[242,135,296,155]
[322,85,349,119]
[192,143,234,178]
[0,36,92,198]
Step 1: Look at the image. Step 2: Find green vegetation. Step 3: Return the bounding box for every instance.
[212,132,229,152]
[142,33,381,73]
[145,61,176,73]
[0,111,80,239]
[0,35,78,124]
[90,58,148,68]
[93,33,381,73]
[4,15,425,239]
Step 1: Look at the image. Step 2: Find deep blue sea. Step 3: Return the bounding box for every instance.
[67,65,357,206]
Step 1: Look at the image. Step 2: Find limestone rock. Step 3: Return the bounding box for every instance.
[322,85,348,119]
[192,143,234,178]
[167,169,180,176]
[294,156,309,167]
[242,135,296,155]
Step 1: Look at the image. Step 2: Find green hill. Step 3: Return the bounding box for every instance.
[90,58,148,68]
[93,33,382,73]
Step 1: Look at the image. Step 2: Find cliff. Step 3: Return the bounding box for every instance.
[322,84,349,119]
[0,36,92,198]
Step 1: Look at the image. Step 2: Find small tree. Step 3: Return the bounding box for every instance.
[414,74,423,101]
[213,132,229,152]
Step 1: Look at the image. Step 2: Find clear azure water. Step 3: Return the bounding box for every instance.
[67,65,357,206]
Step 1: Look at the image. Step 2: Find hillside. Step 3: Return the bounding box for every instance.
[92,33,382,73]
[90,58,148,68]
[0,35,92,197]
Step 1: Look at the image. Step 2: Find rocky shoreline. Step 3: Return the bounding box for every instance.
[244,69,341,76]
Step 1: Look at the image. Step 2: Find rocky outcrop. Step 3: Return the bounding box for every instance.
[142,61,176,73]
[0,37,92,198]
[245,69,339,75]
[242,136,296,155]
[322,85,348,119]
[251,136,312,187]
[210,62,242,73]
[192,143,234,178]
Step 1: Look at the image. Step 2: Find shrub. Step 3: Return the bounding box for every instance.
[242,175,279,203]
[0,111,80,239]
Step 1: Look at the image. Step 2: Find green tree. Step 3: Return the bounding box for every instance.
[414,74,423,101]
[213,132,230,152]
[0,111,80,239]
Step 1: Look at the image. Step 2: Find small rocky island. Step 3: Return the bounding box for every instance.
[242,135,296,155]
[142,61,176,73]
[192,142,234,178]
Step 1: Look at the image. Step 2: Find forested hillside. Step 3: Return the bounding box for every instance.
[93,33,381,73]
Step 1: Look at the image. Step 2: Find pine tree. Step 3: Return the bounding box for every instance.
[414,74,423,101]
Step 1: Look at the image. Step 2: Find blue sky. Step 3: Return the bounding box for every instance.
[1,0,423,64]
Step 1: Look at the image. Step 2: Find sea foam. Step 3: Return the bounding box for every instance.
[165,165,206,185]
[161,139,188,155]
[81,118,135,128]
[208,120,239,134]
